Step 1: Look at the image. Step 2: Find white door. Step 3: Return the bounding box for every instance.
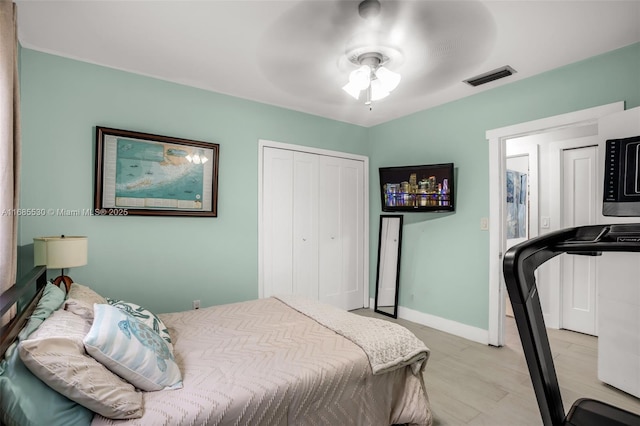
[561,146,598,335]
[292,152,319,300]
[262,148,320,300]
[262,147,295,297]
[260,142,366,311]
[318,155,365,310]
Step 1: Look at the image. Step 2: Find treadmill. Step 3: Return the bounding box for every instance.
[503,223,640,426]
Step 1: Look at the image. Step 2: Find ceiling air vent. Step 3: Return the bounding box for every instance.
[463,66,516,87]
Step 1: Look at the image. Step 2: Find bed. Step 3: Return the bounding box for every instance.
[1,266,432,426]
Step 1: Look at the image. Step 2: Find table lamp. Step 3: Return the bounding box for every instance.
[34,235,88,292]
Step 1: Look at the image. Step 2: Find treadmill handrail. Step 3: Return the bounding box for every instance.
[503,224,640,426]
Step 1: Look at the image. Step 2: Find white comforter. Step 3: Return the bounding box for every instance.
[92,297,432,426]
[275,294,430,375]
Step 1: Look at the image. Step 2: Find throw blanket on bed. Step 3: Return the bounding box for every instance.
[274,295,430,375]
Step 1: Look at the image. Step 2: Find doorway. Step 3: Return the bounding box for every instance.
[502,134,599,336]
[486,102,624,346]
[504,143,539,318]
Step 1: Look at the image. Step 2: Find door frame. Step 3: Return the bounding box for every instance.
[485,102,624,346]
[258,139,370,308]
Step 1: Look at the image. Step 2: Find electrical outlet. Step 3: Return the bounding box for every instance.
[192,299,200,310]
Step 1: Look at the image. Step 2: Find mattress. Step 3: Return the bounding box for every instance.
[91,297,432,425]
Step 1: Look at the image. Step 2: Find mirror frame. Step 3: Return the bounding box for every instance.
[374,214,403,318]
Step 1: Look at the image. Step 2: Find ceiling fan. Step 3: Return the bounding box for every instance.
[340,0,403,106]
[257,0,496,109]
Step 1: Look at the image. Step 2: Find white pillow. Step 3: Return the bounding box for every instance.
[18,310,143,419]
[84,304,182,392]
[67,283,107,305]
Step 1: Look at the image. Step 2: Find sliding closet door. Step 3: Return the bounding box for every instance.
[262,148,319,299]
[262,147,295,297]
[261,144,365,310]
[292,152,319,300]
[318,156,364,311]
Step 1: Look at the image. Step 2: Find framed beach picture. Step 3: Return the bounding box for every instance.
[505,169,527,239]
[94,127,219,217]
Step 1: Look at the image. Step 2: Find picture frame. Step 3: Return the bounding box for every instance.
[94,127,219,217]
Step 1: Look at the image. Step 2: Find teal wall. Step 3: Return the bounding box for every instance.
[18,49,368,313]
[19,42,640,329]
[368,42,640,329]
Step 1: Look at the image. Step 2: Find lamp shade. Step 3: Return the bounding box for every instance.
[34,236,88,269]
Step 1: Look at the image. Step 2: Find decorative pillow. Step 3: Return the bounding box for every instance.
[67,283,107,305]
[18,282,65,340]
[18,310,143,419]
[0,342,94,426]
[1,284,94,426]
[27,309,91,338]
[107,298,173,351]
[84,304,182,392]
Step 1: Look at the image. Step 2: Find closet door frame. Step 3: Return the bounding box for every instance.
[258,139,370,308]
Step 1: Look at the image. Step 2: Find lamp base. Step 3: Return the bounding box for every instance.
[52,275,74,293]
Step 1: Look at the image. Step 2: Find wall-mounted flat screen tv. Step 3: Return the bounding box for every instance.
[379,163,455,212]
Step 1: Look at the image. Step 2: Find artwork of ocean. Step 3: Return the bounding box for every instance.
[115,138,204,201]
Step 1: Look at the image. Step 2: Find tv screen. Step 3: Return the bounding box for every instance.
[379,163,454,212]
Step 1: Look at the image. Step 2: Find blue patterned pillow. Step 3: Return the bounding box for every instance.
[83,304,182,392]
[106,298,173,351]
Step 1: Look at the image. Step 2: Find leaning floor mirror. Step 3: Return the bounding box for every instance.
[374,215,403,318]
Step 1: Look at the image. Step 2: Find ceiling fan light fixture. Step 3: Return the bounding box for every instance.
[370,78,390,101]
[349,65,373,90]
[375,66,401,92]
[342,81,363,99]
[342,51,400,106]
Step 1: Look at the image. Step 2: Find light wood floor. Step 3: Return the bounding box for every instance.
[354,310,640,425]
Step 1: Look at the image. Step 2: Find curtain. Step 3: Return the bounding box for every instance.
[0,0,20,326]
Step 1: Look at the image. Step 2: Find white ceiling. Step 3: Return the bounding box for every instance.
[16,0,640,127]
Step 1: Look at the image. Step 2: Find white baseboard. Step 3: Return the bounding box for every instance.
[368,298,489,345]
